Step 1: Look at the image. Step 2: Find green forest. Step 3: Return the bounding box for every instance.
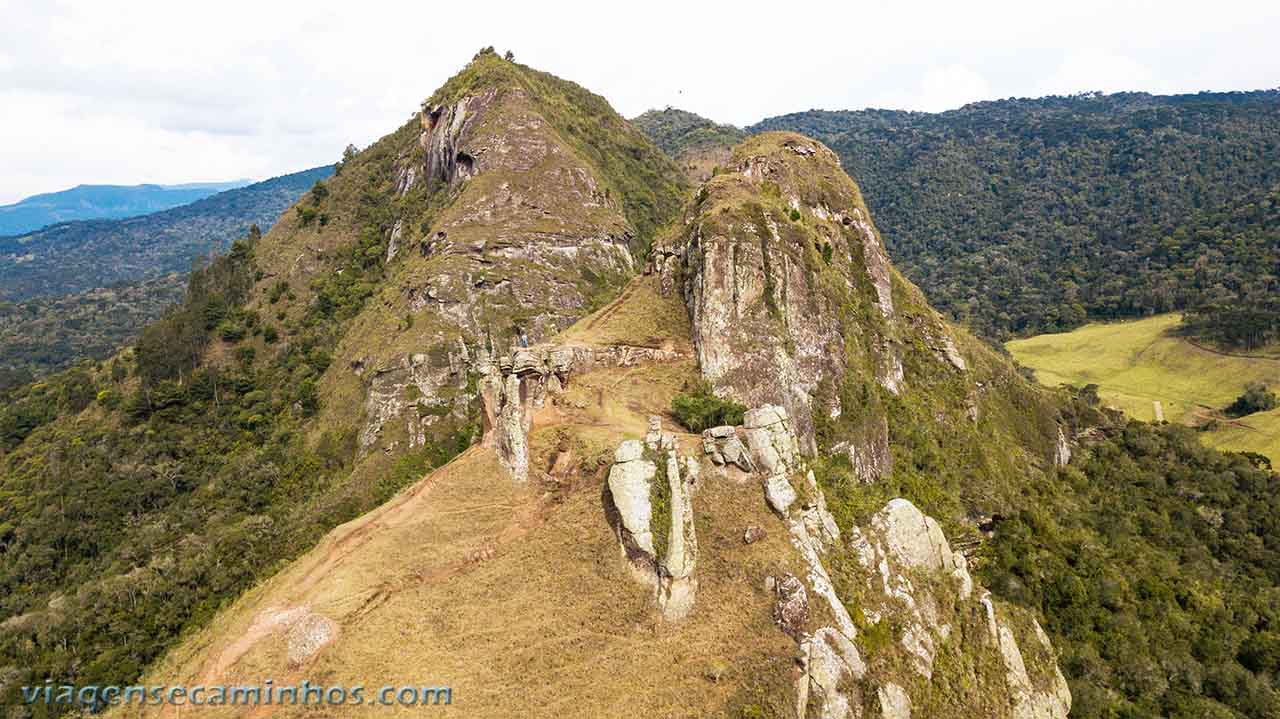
[986,390,1280,717]
[0,219,473,714]
[751,91,1280,346]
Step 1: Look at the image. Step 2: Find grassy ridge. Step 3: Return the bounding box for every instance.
[1007,313,1280,461]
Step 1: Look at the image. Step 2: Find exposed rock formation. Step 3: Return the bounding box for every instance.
[285,612,338,668]
[1054,425,1073,467]
[700,424,755,471]
[733,404,1069,719]
[663,135,921,455]
[357,340,472,454]
[320,57,684,462]
[606,419,699,620]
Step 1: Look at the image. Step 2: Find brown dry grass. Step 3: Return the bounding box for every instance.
[554,274,692,352]
[121,358,801,719]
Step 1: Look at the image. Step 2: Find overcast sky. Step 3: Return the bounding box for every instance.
[1,0,1277,204]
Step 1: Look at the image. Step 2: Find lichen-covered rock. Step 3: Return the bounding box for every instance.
[763,474,798,515]
[358,345,471,454]
[658,444,698,620]
[871,498,957,573]
[607,440,656,555]
[770,573,809,638]
[803,627,866,719]
[606,425,700,620]
[700,425,754,471]
[877,683,912,719]
[779,496,1070,719]
[743,404,800,476]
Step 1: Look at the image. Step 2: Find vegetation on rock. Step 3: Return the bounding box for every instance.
[671,379,747,432]
[745,91,1280,345]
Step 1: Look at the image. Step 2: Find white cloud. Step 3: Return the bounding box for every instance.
[0,0,1278,203]
[870,64,994,112]
[1035,48,1162,97]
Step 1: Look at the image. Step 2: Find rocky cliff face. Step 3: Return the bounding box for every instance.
[653,133,970,481]
[241,52,684,470]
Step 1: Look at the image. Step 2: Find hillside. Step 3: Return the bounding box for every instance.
[0,165,333,301]
[0,273,185,388]
[0,48,685,714]
[3,57,1280,719]
[111,130,1078,719]
[1007,313,1280,462]
[0,180,250,236]
[632,108,745,183]
[749,91,1280,342]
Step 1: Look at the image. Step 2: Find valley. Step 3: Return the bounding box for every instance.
[1007,313,1280,463]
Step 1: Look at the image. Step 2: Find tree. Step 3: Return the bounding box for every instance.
[1225,382,1278,417]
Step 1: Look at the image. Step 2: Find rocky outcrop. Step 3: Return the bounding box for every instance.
[1054,425,1072,467]
[664,133,914,463]
[732,404,1069,719]
[343,65,680,462]
[358,339,688,479]
[608,440,658,558]
[477,348,540,483]
[285,612,338,668]
[606,419,699,620]
[700,424,754,471]
[357,340,472,454]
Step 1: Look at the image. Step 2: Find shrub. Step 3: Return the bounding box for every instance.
[217,321,245,342]
[671,379,746,432]
[1225,382,1278,418]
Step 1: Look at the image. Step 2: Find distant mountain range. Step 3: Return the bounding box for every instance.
[0,179,253,235]
[0,165,332,301]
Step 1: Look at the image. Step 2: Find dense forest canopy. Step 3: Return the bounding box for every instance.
[750,90,1280,346]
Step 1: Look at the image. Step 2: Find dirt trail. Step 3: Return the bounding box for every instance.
[181,442,545,698]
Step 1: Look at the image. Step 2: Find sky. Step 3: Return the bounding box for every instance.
[1,0,1278,204]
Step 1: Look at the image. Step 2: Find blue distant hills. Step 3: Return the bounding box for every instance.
[0,179,254,235]
[0,165,333,300]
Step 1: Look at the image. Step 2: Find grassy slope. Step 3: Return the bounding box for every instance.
[124,285,798,719]
[1007,313,1280,461]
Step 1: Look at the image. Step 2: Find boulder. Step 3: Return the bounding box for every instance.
[614,439,644,463]
[870,498,956,572]
[286,613,338,668]
[877,683,912,719]
[771,573,809,638]
[764,474,798,515]
[708,425,737,439]
[607,450,656,555]
[720,436,754,472]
